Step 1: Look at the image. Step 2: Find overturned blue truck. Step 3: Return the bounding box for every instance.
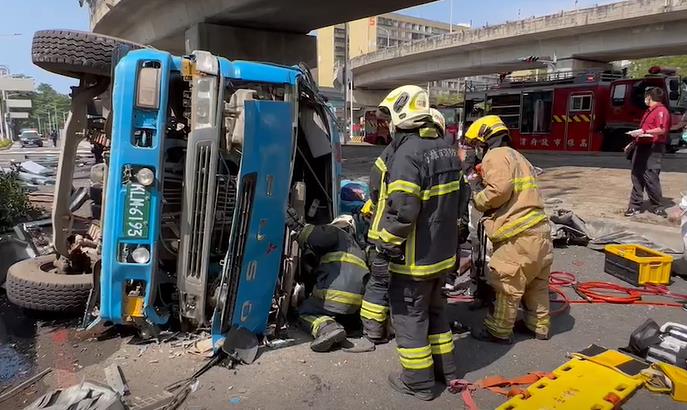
[6,30,342,353]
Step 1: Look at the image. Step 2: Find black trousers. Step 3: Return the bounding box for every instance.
[390,275,457,390]
[361,253,390,340]
[629,168,662,209]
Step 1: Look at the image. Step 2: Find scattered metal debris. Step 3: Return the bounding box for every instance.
[0,367,52,404]
[23,380,125,410]
[104,364,129,397]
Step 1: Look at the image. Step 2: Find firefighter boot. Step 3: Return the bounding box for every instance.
[387,372,437,401]
[310,321,347,353]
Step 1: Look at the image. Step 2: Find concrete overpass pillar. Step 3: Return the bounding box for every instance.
[185,23,317,67]
[555,58,613,73]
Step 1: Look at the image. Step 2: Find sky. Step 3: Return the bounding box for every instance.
[0,0,619,94]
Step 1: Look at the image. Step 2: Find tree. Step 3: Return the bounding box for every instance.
[628,55,687,78]
[10,83,71,135]
[0,171,41,232]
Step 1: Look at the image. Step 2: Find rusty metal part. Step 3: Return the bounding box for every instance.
[52,76,109,257]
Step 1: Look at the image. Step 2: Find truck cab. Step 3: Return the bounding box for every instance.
[95,49,341,347]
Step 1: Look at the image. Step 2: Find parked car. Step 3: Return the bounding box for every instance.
[19,130,44,148]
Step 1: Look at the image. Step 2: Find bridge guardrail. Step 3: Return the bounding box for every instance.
[351,0,687,69]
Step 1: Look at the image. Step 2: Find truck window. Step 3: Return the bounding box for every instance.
[489,93,520,129]
[631,81,648,108]
[611,84,626,106]
[520,91,553,134]
[570,95,592,111]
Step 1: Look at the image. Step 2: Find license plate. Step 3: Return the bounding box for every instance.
[123,183,151,239]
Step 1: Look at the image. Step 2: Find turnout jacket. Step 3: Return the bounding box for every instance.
[473,147,547,243]
[368,129,466,279]
[299,224,368,314]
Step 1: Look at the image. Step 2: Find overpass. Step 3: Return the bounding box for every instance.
[85,0,433,66]
[351,0,687,92]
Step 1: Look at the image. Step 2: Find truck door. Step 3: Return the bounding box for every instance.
[565,92,594,151]
[212,99,295,347]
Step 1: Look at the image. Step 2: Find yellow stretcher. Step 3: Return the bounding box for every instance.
[498,345,647,410]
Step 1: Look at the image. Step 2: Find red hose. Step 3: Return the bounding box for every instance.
[549,271,686,309]
[447,271,686,310]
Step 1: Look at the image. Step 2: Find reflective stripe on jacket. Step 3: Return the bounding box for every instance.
[369,129,467,279]
[300,224,368,314]
[473,147,547,243]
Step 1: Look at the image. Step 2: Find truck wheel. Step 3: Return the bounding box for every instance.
[32,30,143,78]
[6,255,93,313]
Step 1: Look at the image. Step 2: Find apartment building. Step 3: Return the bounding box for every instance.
[317,13,468,88]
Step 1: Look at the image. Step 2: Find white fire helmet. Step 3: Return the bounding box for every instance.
[330,214,356,235]
[378,85,432,130]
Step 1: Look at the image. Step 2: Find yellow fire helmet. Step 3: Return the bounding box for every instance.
[378,85,432,130]
[429,108,446,136]
[464,115,509,144]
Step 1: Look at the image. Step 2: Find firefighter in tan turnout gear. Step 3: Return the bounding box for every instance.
[368,85,467,401]
[463,115,554,344]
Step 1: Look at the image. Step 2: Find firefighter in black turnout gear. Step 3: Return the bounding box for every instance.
[289,215,369,352]
[369,85,467,401]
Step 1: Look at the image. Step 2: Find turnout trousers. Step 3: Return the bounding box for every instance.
[389,274,457,390]
[361,253,391,340]
[484,223,553,339]
[298,298,345,339]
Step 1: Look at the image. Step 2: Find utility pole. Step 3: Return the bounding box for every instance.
[343,22,350,144]
[449,0,454,33]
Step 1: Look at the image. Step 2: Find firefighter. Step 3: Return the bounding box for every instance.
[368,85,466,401]
[463,115,553,344]
[359,199,392,344]
[289,214,369,352]
[360,108,457,346]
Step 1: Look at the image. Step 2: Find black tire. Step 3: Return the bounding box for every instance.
[32,29,143,79]
[6,255,93,312]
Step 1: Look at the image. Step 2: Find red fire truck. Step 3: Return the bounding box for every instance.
[463,67,686,152]
[363,108,391,145]
[436,106,464,145]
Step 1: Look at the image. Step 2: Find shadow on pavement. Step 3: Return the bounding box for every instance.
[448,301,575,378]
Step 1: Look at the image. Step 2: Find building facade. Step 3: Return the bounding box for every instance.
[317,13,468,89]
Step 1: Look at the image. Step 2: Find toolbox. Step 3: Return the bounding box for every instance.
[604,244,673,286]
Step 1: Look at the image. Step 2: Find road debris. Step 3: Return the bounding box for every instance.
[23,380,125,410]
[0,368,52,404]
[104,364,129,397]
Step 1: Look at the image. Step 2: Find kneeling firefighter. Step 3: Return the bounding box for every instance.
[463,115,553,344]
[368,86,467,401]
[289,215,369,352]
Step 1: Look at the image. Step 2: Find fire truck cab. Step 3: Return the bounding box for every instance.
[463,67,686,152]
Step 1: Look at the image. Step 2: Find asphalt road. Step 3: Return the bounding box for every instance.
[1,144,686,409]
[0,141,92,166]
[341,145,687,178]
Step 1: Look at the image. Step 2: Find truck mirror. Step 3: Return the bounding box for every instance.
[670,91,680,101]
